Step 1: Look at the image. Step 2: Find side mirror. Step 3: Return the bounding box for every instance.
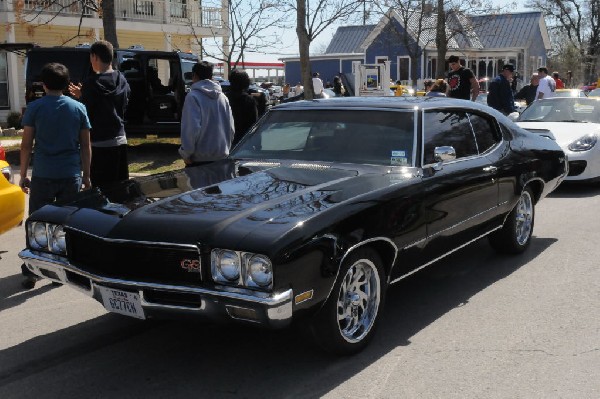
[433,146,456,170]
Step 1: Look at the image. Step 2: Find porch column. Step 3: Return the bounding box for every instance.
[221,0,230,80]
[6,24,21,113]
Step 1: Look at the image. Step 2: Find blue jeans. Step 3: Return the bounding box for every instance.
[29,176,82,215]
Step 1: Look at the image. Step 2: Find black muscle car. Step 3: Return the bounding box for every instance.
[19,97,567,354]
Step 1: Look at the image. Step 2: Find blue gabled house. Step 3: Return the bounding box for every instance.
[282,10,551,90]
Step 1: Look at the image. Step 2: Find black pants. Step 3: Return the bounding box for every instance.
[91,145,129,189]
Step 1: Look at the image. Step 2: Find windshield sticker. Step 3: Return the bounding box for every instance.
[391,150,408,166]
[574,104,595,113]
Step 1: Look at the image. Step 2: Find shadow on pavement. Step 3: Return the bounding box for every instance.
[549,182,600,198]
[0,273,57,312]
[0,236,557,398]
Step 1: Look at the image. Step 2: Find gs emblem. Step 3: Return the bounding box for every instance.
[181,259,201,273]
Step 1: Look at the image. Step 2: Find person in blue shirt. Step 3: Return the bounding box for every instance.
[19,62,91,289]
[487,64,516,115]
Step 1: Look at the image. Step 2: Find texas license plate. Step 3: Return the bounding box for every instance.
[98,286,146,320]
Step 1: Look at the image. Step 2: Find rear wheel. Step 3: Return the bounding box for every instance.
[309,248,386,355]
[489,187,535,254]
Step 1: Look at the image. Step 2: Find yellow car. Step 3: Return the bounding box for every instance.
[0,143,25,234]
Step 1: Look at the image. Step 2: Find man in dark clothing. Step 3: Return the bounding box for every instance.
[69,40,131,190]
[446,55,479,101]
[226,69,258,147]
[514,73,540,106]
[487,63,516,115]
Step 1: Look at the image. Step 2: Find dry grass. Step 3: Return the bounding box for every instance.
[5,135,184,175]
[127,136,184,174]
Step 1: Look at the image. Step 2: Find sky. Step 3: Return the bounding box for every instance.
[205,0,529,79]
[219,0,529,65]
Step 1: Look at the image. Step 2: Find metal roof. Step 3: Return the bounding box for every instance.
[337,11,544,53]
[325,25,376,54]
[470,12,543,48]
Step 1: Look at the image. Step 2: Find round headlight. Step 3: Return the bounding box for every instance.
[248,255,272,288]
[30,222,48,250]
[217,250,240,281]
[568,134,597,152]
[49,225,66,254]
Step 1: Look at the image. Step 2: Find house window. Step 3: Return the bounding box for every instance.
[0,53,9,109]
[397,56,410,82]
[375,56,388,64]
[537,57,543,68]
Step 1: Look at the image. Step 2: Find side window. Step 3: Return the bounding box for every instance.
[147,58,172,95]
[423,110,478,164]
[468,113,501,154]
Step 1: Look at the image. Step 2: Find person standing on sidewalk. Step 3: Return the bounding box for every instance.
[19,62,91,289]
[446,55,479,101]
[69,40,130,190]
[487,64,516,115]
[179,61,234,167]
[535,67,556,100]
[226,69,258,147]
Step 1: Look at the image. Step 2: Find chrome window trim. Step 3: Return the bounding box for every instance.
[421,109,505,167]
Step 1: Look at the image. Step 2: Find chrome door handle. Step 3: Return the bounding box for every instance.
[483,166,497,173]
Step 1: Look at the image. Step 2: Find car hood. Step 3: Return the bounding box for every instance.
[60,160,418,250]
[517,122,600,147]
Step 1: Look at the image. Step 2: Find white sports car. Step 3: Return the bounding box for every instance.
[517,97,600,182]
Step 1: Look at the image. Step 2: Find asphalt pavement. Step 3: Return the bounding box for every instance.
[0,172,599,398]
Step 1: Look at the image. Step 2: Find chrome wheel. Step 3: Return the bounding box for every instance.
[515,190,534,246]
[336,258,381,343]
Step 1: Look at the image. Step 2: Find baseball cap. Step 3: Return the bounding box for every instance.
[502,64,515,72]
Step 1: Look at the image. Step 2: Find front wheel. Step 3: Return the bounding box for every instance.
[489,187,535,254]
[309,248,386,355]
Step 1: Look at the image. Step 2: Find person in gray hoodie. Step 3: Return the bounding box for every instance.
[179,61,234,167]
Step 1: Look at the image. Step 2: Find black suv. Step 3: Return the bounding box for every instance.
[9,44,198,135]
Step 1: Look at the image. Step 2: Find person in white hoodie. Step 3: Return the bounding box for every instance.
[179,61,234,167]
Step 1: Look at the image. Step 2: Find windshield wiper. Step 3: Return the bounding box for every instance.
[559,120,589,123]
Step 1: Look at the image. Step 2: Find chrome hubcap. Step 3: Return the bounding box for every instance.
[336,258,381,343]
[515,190,533,245]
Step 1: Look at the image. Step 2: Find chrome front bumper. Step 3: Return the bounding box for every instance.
[19,249,293,328]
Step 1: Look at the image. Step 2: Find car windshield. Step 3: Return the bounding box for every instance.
[232,109,416,166]
[517,98,600,123]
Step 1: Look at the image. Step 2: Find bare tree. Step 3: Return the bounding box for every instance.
[195,0,286,76]
[369,1,436,86]
[291,0,363,100]
[525,0,600,83]
[13,0,119,47]
[433,0,499,79]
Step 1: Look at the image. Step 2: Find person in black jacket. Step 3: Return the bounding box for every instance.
[226,69,258,147]
[487,63,516,115]
[69,40,131,190]
[514,73,540,106]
